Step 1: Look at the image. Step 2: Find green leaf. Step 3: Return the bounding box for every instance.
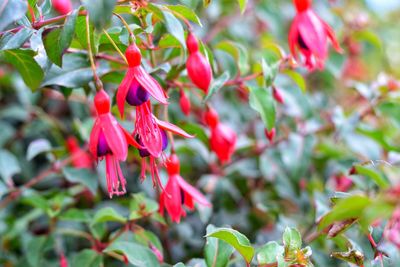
[355,165,389,189]
[104,241,160,267]
[261,58,279,87]
[159,7,186,49]
[75,16,98,54]
[166,5,202,26]
[283,69,306,92]
[331,249,364,265]
[216,41,248,74]
[248,86,275,130]
[62,167,98,195]
[206,227,254,264]
[129,193,159,220]
[82,0,117,30]
[26,236,50,267]
[71,249,103,267]
[26,139,52,160]
[0,28,33,50]
[43,10,78,66]
[205,225,234,267]
[257,241,284,265]
[282,227,302,251]
[0,149,21,184]
[237,0,248,13]
[0,0,28,31]
[60,208,92,222]
[203,71,230,102]
[92,207,127,225]
[0,49,44,90]
[319,195,372,230]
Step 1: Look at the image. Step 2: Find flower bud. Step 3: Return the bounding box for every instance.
[94,90,110,115]
[52,0,72,15]
[265,128,276,143]
[273,87,284,104]
[179,89,191,116]
[186,33,212,93]
[210,124,237,164]
[125,44,142,67]
[204,108,219,129]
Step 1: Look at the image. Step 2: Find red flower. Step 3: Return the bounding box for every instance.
[333,174,353,192]
[205,108,237,164]
[52,0,72,15]
[133,101,194,188]
[59,253,68,267]
[117,43,168,118]
[66,136,93,169]
[159,154,211,223]
[289,0,342,70]
[186,32,212,93]
[179,89,191,116]
[89,90,140,198]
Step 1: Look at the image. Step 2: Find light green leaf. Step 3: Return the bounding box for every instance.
[206,227,254,264]
[166,5,202,26]
[249,86,275,130]
[0,28,33,50]
[283,227,302,251]
[237,0,248,13]
[205,225,235,267]
[283,69,306,92]
[130,193,159,220]
[257,241,284,265]
[160,8,186,49]
[355,165,389,189]
[0,149,21,184]
[261,58,279,87]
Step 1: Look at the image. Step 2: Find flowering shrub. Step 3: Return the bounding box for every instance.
[1,0,400,266]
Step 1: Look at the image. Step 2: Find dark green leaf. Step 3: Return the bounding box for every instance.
[0,28,33,50]
[205,225,234,267]
[26,139,52,160]
[203,71,230,102]
[0,49,44,90]
[0,0,28,31]
[0,149,21,183]
[82,0,117,30]
[62,167,98,195]
[71,249,103,267]
[92,207,127,225]
[104,241,160,267]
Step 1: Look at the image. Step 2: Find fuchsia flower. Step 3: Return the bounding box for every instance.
[59,253,68,267]
[89,90,140,198]
[133,101,194,188]
[159,154,211,223]
[52,0,72,15]
[333,174,353,192]
[289,0,342,70]
[186,32,212,93]
[205,108,237,164]
[66,136,93,169]
[117,43,168,118]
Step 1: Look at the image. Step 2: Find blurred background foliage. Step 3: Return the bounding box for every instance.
[1,0,400,266]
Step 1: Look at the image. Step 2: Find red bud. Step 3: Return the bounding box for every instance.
[186,32,199,54]
[52,0,72,15]
[205,108,219,128]
[210,124,237,164]
[273,87,284,104]
[179,89,191,116]
[125,44,142,67]
[94,90,110,115]
[293,0,312,12]
[265,128,276,143]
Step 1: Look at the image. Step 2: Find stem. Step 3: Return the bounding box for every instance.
[113,12,135,43]
[85,15,102,91]
[102,30,128,64]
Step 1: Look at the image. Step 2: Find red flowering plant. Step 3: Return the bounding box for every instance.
[2,0,400,266]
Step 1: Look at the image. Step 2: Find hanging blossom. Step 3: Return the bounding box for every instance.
[133,101,194,188]
[205,107,237,164]
[117,42,168,119]
[159,154,211,223]
[89,90,141,198]
[289,0,342,70]
[66,136,93,169]
[186,32,212,94]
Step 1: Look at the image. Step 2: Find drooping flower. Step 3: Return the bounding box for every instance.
[133,101,194,188]
[51,0,72,15]
[289,0,342,70]
[179,89,191,116]
[205,108,237,164]
[159,154,211,223]
[89,90,140,198]
[186,32,212,93]
[117,43,168,118]
[66,136,93,169]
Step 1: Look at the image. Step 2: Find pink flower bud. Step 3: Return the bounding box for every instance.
[52,0,72,15]
[273,87,284,104]
[179,89,191,116]
[265,128,276,143]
